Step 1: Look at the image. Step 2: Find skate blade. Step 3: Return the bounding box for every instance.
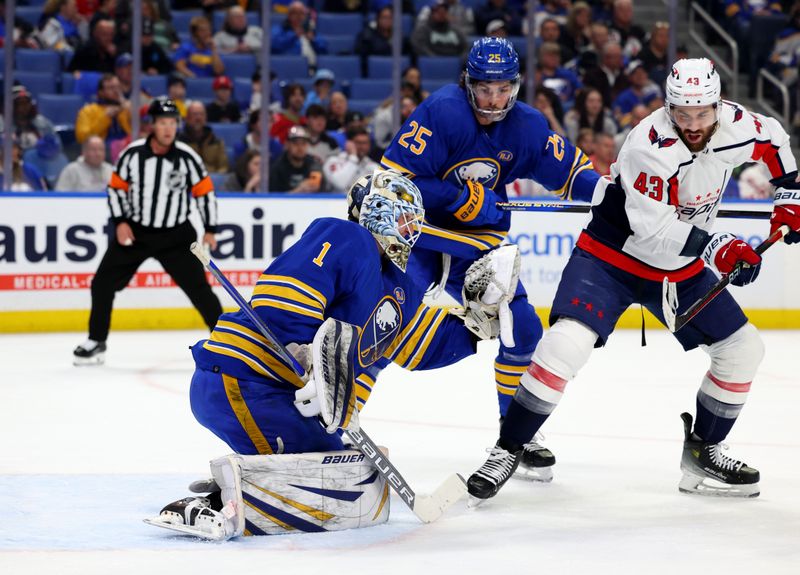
[678,472,760,498]
[467,495,490,509]
[143,516,227,541]
[73,354,105,367]
[513,464,554,483]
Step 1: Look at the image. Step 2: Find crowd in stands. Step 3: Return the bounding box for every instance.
[0,0,797,196]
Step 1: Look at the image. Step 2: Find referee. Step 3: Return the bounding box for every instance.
[74,97,223,365]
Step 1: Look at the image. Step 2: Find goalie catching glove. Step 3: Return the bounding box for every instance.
[453,245,520,346]
[293,317,360,433]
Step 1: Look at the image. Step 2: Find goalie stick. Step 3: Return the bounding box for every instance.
[497,201,771,219]
[190,242,467,523]
[662,225,789,332]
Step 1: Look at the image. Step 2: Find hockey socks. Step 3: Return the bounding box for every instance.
[500,397,549,450]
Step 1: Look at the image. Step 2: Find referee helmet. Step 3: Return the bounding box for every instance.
[148,97,180,119]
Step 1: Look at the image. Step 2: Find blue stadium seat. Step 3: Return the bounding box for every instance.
[220,54,258,79]
[71,71,103,102]
[326,35,355,55]
[140,75,168,98]
[15,49,62,75]
[233,77,253,109]
[347,99,381,115]
[418,56,463,81]
[208,122,248,148]
[13,72,57,99]
[270,55,309,79]
[316,55,361,80]
[37,94,85,127]
[61,73,74,94]
[350,78,392,100]
[316,13,364,36]
[402,14,413,37]
[172,10,204,34]
[185,77,216,101]
[508,36,528,58]
[15,7,42,28]
[367,56,411,79]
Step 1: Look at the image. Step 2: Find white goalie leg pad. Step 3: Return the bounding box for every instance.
[697,323,764,417]
[517,319,597,414]
[212,450,390,535]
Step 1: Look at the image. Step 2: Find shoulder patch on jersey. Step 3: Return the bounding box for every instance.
[497,150,514,162]
[648,125,678,149]
[393,287,406,304]
[358,296,403,367]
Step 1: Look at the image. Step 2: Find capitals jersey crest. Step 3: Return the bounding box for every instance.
[358,296,403,366]
[648,125,678,149]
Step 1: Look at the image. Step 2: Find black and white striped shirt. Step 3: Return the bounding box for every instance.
[107,137,217,231]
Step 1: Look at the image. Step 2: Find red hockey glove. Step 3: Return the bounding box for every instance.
[770,204,800,244]
[701,232,762,286]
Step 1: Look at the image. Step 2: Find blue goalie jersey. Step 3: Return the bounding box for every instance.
[382,84,598,241]
[191,218,477,410]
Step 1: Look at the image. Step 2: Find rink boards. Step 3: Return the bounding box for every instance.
[2,192,798,332]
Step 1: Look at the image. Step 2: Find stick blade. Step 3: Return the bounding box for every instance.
[661,277,678,332]
[412,474,468,523]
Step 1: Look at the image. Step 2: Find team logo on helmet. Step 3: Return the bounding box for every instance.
[358,296,403,366]
[648,126,678,149]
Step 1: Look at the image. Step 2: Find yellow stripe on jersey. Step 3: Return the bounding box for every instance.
[380,156,416,176]
[203,341,274,379]
[355,373,375,408]
[211,320,304,387]
[553,151,593,200]
[421,223,507,251]
[243,499,294,530]
[222,374,273,455]
[386,307,448,370]
[252,297,325,321]
[246,484,335,521]
[251,284,325,315]
[257,275,327,309]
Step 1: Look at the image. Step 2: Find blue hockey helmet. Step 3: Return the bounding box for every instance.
[347,169,425,272]
[464,37,521,122]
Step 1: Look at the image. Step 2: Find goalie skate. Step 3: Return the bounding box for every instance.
[678,412,760,498]
[144,496,238,541]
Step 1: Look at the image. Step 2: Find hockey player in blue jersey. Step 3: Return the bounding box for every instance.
[381,37,601,481]
[145,169,521,538]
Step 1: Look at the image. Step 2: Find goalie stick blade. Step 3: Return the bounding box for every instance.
[412,474,468,523]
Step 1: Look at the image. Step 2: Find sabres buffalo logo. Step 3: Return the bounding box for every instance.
[648,126,678,148]
[358,296,403,366]
[445,158,501,188]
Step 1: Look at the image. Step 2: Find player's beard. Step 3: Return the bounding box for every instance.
[677,124,715,153]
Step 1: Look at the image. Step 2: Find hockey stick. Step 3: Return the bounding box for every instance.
[190,242,467,523]
[497,201,771,219]
[661,225,789,333]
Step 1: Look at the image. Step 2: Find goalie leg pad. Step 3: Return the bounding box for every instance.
[312,317,361,433]
[216,451,390,536]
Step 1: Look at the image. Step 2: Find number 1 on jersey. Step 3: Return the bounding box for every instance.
[313,242,332,267]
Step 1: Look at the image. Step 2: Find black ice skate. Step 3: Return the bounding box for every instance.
[679,412,760,498]
[73,340,106,366]
[467,441,522,505]
[143,495,235,540]
[500,418,556,482]
[518,433,556,482]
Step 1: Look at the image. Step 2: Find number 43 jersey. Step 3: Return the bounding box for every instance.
[582,101,797,278]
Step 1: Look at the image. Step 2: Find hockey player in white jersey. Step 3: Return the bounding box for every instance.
[467,58,800,501]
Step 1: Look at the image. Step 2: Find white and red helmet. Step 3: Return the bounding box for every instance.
[665,58,721,108]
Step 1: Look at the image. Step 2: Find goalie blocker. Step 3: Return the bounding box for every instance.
[144,449,390,540]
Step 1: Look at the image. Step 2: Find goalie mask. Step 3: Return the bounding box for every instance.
[347,169,425,272]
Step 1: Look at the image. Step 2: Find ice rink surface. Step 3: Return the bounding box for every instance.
[2,328,799,574]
